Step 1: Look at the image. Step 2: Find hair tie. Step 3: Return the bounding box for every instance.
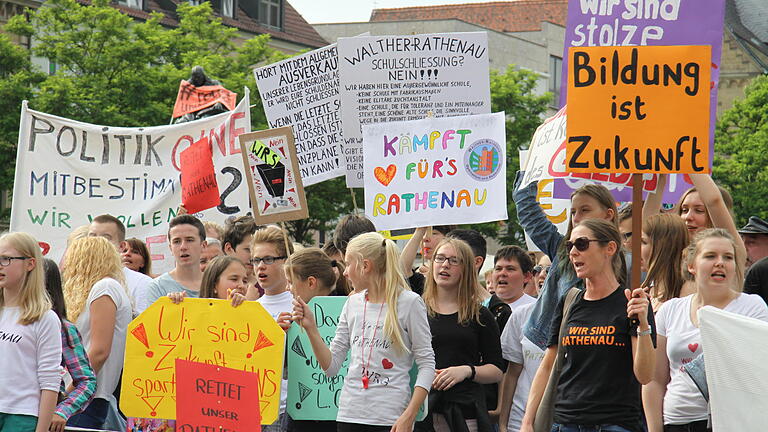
[330,260,338,267]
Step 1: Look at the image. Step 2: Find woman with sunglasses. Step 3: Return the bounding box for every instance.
[514,173,621,351]
[418,237,505,432]
[521,219,656,432]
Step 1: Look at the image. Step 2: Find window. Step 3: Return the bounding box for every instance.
[259,0,282,29]
[117,0,142,8]
[221,0,234,17]
[188,0,201,5]
[549,55,562,107]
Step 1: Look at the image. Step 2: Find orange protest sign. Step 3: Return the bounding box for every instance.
[566,45,711,174]
[172,80,237,118]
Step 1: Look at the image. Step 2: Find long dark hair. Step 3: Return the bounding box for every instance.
[43,258,67,320]
[574,219,627,286]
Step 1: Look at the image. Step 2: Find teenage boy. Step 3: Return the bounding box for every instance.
[88,214,153,315]
[492,246,536,311]
[138,215,207,312]
[222,215,259,298]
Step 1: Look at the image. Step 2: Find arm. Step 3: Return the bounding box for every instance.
[400,227,427,277]
[627,288,655,384]
[36,390,58,432]
[643,174,667,219]
[512,172,564,259]
[87,296,118,373]
[642,335,670,432]
[497,362,523,432]
[392,386,428,432]
[34,313,62,432]
[689,174,747,266]
[54,324,97,423]
[292,296,332,370]
[520,347,557,432]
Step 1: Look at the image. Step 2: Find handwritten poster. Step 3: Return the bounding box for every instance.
[172,80,237,119]
[363,112,506,230]
[287,297,348,420]
[566,45,711,173]
[180,137,220,214]
[11,91,251,274]
[338,32,491,187]
[175,359,261,432]
[239,127,309,224]
[254,44,344,185]
[521,106,694,202]
[120,298,285,423]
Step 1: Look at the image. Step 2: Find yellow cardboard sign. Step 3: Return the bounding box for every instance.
[120,298,285,422]
[566,45,711,174]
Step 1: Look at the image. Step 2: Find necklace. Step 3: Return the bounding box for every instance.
[361,291,384,390]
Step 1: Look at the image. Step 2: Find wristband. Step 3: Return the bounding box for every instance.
[468,364,476,381]
[637,328,652,337]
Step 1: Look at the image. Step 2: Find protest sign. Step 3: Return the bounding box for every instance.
[338,32,491,187]
[120,297,285,423]
[239,127,308,224]
[363,113,506,230]
[287,297,348,420]
[175,359,261,432]
[11,91,252,273]
[254,44,344,185]
[566,45,711,174]
[180,137,220,214]
[172,80,237,119]
[521,106,694,202]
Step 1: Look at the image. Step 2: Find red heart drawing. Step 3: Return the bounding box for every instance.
[382,358,394,369]
[374,165,397,186]
[688,343,698,353]
[38,242,51,256]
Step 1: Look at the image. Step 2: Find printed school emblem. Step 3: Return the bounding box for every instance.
[463,138,502,181]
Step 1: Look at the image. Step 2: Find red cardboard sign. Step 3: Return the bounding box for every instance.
[172,80,237,118]
[175,359,261,432]
[180,137,220,214]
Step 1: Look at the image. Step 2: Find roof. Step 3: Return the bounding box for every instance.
[104,0,327,49]
[369,0,568,33]
[725,0,768,70]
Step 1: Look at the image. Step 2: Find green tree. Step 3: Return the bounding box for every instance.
[714,75,768,223]
[468,66,552,245]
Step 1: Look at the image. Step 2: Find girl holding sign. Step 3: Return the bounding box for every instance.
[639,214,692,311]
[522,219,655,432]
[0,232,62,432]
[418,237,504,432]
[292,232,435,432]
[642,229,768,432]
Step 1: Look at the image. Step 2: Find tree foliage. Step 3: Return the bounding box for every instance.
[714,75,768,223]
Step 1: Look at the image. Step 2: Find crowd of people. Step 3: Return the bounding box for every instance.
[1,170,766,432]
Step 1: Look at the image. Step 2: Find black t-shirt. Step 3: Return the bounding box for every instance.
[547,287,655,432]
[745,257,768,305]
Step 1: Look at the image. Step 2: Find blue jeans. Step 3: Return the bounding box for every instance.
[67,397,108,429]
[551,424,633,432]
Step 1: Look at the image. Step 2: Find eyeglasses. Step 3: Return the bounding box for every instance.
[249,256,287,265]
[0,256,29,267]
[433,254,460,266]
[533,265,551,274]
[565,237,605,252]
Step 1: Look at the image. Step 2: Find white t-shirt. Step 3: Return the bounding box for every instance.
[76,277,133,401]
[0,308,62,416]
[508,293,536,311]
[123,267,151,317]
[656,293,768,424]
[327,290,435,426]
[257,290,294,417]
[501,302,544,432]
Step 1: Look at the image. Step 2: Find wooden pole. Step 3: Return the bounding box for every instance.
[631,174,643,291]
[349,188,359,215]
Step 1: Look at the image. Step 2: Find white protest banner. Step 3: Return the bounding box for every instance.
[254,44,344,186]
[520,106,693,203]
[339,32,491,187]
[11,90,252,272]
[363,112,506,230]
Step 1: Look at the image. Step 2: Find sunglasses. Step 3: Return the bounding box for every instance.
[533,265,551,274]
[565,237,605,252]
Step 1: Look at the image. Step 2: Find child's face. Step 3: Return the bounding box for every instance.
[285,268,314,302]
[0,241,33,291]
[215,262,248,299]
[251,243,288,294]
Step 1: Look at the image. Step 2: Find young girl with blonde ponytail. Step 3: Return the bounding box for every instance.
[292,232,435,432]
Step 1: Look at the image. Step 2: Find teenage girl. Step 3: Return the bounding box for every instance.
[292,232,436,432]
[643,229,768,432]
[639,214,692,311]
[283,248,348,432]
[168,255,247,306]
[0,232,62,432]
[42,258,96,432]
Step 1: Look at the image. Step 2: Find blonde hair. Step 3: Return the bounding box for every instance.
[685,228,744,292]
[346,232,409,353]
[67,225,90,246]
[63,236,126,322]
[642,214,689,303]
[203,220,225,240]
[251,226,294,257]
[423,238,484,325]
[0,232,51,325]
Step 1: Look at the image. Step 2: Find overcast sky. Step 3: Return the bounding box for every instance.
[289,0,512,24]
